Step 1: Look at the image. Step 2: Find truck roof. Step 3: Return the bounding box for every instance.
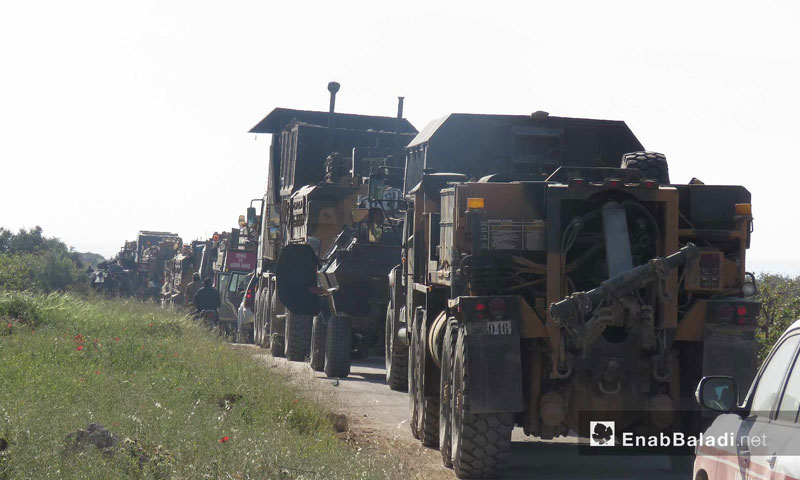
[249,108,417,135]
[403,113,644,193]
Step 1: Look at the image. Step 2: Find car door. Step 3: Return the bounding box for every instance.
[733,334,800,480]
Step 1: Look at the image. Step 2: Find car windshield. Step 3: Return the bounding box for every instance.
[751,334,800,415]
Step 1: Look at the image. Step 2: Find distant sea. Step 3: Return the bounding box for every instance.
[748,260,800,277]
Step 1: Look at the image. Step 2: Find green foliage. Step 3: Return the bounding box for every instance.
[755,273,800,360]
[0,227,87,293]
[0,293,397,479]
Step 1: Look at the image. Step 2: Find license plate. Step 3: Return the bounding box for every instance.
[486,320,512,335]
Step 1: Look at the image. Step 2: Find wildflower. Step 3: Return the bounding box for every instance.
[114,337,120,342]
[219,436,229,443]
[95,370,100,375]
[292,399,299,405]
[77,345,84,351]
[6,324,11,329]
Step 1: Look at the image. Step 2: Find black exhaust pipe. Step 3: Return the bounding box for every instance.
[327,81,340,153]
[395,96,404,149]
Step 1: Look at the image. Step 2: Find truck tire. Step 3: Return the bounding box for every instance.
[451,325,513,479]
[408,313,421,440]
[621,151,670,184]
[414,311,439,447]
[257,291,267,347]
[310,315,326,372]
[254,294,262,346]
[439,319,458,468]
[385,305,408,391]
[284,312,313,361]
[269,292,285,358]
[324,316,351,378]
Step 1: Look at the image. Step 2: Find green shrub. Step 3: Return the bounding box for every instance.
[755,273,800,360]
[0,227,87,293]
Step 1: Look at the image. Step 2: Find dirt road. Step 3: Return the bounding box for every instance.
[239,346,689,480]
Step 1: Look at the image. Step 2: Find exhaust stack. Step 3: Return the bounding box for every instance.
[395,96,405,149]
[327,81,340,153]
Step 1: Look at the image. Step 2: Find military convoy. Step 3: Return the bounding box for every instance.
[98,83,761,479]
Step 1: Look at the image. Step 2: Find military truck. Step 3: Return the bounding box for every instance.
[308,152,407,376]
[162,242,205,307]
[249,82,417,374]
[206,227,258,338]
[387,113,759,478]
[137,234,182,302]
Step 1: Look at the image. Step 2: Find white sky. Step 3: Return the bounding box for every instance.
[1,1,799,271]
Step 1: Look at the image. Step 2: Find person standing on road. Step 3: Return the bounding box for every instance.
[193,277,221,313]
[184,273,202,309]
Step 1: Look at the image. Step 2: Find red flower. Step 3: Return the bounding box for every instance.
[219,436,230,443]
[6,324,11,329]
[77,345,84,351]
[114,337,120,342]
[95,370,100,375]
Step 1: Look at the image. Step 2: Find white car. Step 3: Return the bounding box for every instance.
[694,319,800,480]
[236,273,257,344]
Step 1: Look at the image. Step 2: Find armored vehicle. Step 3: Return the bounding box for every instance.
[249,83,417,374]
[388,113,759,478]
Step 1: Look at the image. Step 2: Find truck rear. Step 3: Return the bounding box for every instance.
[392,114,758,478]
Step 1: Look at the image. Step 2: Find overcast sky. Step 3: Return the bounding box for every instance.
[1,1,798,272]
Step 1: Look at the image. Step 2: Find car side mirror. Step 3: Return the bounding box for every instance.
[696,376,739,413]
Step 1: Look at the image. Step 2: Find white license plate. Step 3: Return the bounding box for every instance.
[486,320,512,335]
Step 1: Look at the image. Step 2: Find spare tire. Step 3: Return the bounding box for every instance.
[621,151,670,184]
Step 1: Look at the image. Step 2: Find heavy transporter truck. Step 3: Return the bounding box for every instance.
[249,82,417,377]
[385,113,759,478]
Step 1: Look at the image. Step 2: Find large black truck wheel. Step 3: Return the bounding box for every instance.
[621,151,670,184]
[269,292,285,358]
[254,293,263,346]
[324,315,351,378]
[284,312,313,361]
[408,313,421,440]
[451,325,513,479]
[413,311,439,448]
[310,315,326,372]
[385,305,408,391]
[439,319,458,468]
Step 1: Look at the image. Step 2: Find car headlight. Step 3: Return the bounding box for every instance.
[742,273,757,297]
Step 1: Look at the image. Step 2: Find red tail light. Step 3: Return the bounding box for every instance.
[736,305,747,316]
[475,303,487,312]
[245,288,255,309]
[641,180,657,189]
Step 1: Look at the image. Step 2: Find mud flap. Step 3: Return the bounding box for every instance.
[465,331,523,414]
[702,326,758,404]
[276,244,321,316]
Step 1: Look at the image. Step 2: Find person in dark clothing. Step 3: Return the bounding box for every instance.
[184,273,202,309]
[193,278,221,312]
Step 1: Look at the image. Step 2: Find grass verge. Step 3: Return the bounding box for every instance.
[0,292,396,479]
